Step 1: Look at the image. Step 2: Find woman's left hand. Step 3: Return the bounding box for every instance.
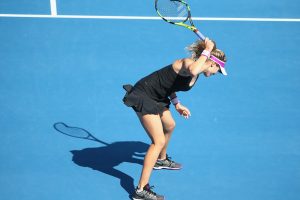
[175,103,191,119]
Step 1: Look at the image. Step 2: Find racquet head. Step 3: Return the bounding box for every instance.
[155,0,206,40]
[155,0,191,24]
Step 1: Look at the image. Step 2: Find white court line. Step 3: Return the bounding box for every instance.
[50,0,57,16]
[0,14,300,22]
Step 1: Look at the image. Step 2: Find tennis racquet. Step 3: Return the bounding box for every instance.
[155,0,205,40]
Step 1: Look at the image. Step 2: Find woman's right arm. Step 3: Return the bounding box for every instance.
[183,38,215,76]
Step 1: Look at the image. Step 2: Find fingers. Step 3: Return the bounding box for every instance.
[176,104,191,119]
[205,37,215,52]
[182,111,188,119]
[182,109,191,119]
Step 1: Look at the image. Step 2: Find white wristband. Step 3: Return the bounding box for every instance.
[171,97,180,105]
[201,50,211,59]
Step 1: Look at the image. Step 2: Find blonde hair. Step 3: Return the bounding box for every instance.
[186,40,227,63]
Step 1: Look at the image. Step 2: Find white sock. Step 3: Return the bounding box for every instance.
[137,187,143,192]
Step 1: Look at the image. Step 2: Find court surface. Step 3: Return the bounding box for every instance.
[0,0,300,200]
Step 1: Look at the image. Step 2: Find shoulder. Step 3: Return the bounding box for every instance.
[172,58,195,76]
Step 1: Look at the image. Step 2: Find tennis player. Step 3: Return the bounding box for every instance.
[123,38,227,200]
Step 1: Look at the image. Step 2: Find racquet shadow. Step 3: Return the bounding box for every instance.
[53,122,149,197]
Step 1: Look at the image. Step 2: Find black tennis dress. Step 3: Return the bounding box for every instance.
[122,64,198,115]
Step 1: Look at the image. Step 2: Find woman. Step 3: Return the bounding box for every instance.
[123,38,227,200]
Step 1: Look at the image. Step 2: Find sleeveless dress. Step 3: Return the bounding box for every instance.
[123,64,198,115]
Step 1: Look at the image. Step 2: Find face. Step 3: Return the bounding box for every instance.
[204,61,222,77]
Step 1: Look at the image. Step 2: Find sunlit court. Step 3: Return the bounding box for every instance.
[0,0,300,199]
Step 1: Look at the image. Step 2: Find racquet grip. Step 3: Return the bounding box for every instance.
[194,29,206,41]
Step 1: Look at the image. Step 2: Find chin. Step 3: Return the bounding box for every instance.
[204,72,211,77]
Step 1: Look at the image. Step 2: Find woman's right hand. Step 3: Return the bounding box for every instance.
[204,38,215,52]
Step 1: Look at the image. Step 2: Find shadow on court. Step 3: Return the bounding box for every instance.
[53,122,149,196]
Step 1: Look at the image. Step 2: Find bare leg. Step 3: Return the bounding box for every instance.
[136,112,165,189]
[158,109,176,160]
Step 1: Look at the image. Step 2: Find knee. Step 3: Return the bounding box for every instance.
[153,137,166,149]
[164,120,176,133]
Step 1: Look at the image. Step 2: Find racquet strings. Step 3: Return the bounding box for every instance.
[156,0,189,22]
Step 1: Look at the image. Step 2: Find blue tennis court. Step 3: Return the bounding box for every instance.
[1,0,300,199]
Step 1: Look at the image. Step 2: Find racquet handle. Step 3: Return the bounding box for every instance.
[194,29,206,41]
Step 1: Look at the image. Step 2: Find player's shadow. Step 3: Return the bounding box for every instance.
[53,122,148,196]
